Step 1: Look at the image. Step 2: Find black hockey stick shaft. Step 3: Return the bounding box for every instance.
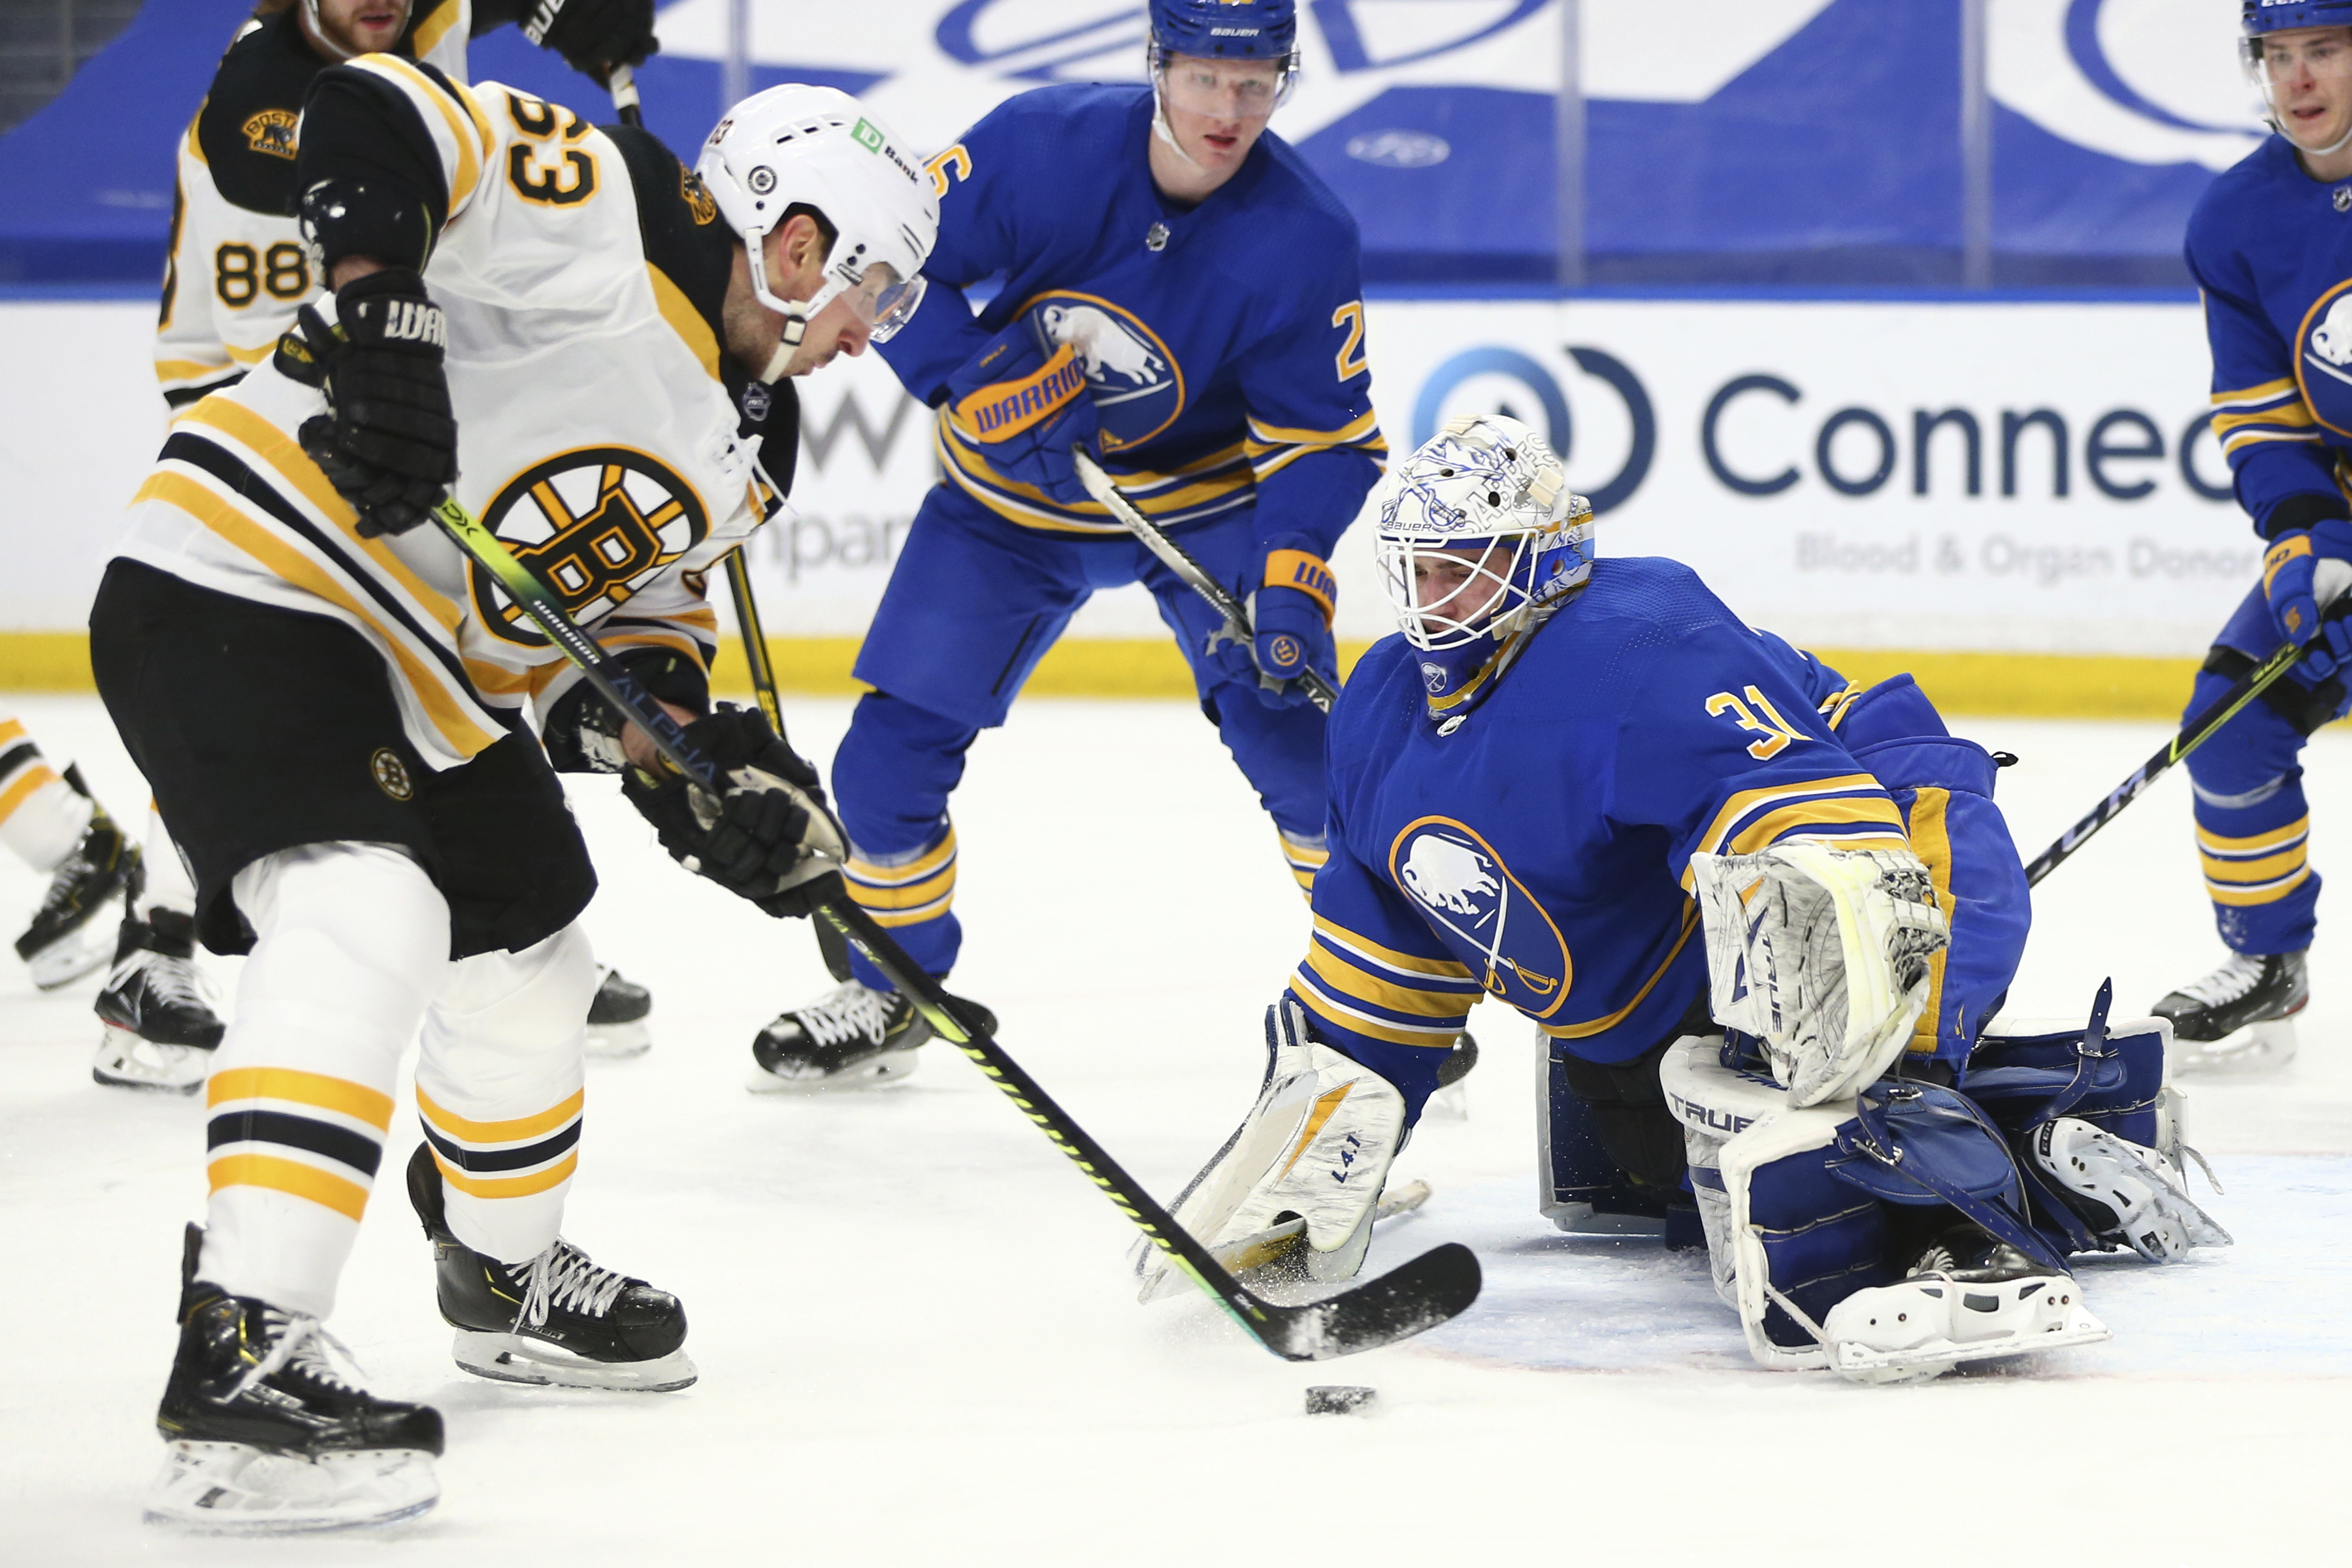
[1071,447,1339,714]
[2023,602,2348,887]
[605,69,787,736]
[429,495,1477,1360]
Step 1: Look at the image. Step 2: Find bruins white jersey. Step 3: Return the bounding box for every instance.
[157,1,474,406]
[124,59,781,771]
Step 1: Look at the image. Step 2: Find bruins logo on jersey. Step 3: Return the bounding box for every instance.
[470,447,710,647]
[242,108,299,161]
[1387,817,1574,1018]
[681,167,717,225]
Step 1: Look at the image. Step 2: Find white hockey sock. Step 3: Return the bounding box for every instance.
[0,760,91,873]
[139,802,198,919]
[416,922,595,1265]
[201,843,450,1319]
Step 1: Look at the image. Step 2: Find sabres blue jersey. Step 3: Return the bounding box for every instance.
[1288,559,1920,1084]
[879,84,1383,550]
[2185,134,2352,531]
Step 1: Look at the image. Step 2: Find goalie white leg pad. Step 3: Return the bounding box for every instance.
[1686,841,1948,1107]
[1819,1273,2110,1387]
[2029,1117,2232,1262]
[1134,1001,1403,1302]
[144,1441,440,1533]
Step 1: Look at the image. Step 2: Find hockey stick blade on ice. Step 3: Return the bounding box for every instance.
[427,497,1480,1360]
[2024,595,2351,887]
[1071,446,1339,714]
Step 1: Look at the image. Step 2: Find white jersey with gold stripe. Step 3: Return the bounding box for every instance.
[123,61,781,772]
[156,3,474,407]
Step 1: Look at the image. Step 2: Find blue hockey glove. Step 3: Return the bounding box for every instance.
[944,316,1099,506]
[1213,546,1338,709]
[2261,519,2352,678]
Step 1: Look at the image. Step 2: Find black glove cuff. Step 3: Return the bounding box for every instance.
[2259,492,2352,541]
[542,649,711,774]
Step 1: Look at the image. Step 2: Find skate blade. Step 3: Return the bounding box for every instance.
[144,1441,438,1533]
[583,1019,652,1060]
[1138,1180,1435,1304]
[745,1046,921,1094]
[2172,1017,2298,1077]
[453,1330,697,1392]
[91,1022,208,1094]
[1831,1302,2111,1386]
[25,923,116,990]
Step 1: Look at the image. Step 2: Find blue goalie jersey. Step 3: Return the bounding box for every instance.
[1286,559,2031,1109]
[879,83,1383,549]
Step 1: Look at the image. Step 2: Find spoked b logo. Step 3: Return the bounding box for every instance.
[470,446,710,645]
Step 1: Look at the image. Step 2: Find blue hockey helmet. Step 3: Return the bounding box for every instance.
[2242,0,2352,154]
[2243,0,2352,37]
[1149,0,1299,113]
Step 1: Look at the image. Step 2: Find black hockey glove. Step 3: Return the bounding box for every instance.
[525,0,660,78]
[621,705,846,919]
[286,269,455,538]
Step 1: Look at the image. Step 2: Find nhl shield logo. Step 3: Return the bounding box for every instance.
[469,446,711,647]
[1388,817,1573,1017]
[1026,291,1183,451]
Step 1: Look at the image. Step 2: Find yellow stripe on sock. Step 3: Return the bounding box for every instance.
[431,1147,578,1198]
[208,1152,370,1220]
[2208,867,2313,906]
[0,762,60,825]
[416,1085,583,1144]
[2201,845,2308,883]
[209,1068,394,1131]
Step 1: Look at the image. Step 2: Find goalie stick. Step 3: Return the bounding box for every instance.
[427,495,1480,1361]
[2023,595,2352,887]
[1071,446,1340,714]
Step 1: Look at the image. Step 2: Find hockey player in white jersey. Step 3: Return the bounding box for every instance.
[106,65,934,1529]
[0,707,141,988]
[118,0,664,1090]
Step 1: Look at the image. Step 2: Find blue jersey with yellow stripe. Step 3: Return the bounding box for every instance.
[879,84,1382,547]
[2185,134,2352,532]
[1291,557,1943,1092]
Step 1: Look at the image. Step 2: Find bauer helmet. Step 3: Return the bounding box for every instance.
[2242,0,2352,154]
[1149,0,1299,114]
[1376,414,1593,654]
[696,86,938,357]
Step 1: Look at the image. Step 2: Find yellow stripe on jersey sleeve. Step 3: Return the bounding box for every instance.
[1725,798,1907,857]
[348,54,491,216]
[1301,943,1478,1019]
[410,0,463,58]
[1309,915,1475,981]
[1689,774,1887,859]
[647,264,721,381]
[2212,377,2298,408]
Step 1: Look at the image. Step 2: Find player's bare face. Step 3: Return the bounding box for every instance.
[1413,546,1512,629]
[1151,55,1279,199]
[307,0,411,57]
[2260,27,2352,161]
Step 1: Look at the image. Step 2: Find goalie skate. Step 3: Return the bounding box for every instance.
[2029,1117,2231,1263]
[1820,1268,2109,1386]
[2152,950,2305,1076]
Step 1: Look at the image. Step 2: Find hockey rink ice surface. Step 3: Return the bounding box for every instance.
[1,692,2344,1564]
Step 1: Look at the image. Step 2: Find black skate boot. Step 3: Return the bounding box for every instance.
[148,1226,442,1533]
[583,964,653,1059]
[748,979,996,1091]
[14,768,140,990]
[2151,949,2307,1075]
[405,1145,695,1391]
[93,907,225,1093]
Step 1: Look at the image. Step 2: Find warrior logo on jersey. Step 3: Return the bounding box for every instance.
[1388,817,1574,1017]
[469,447,710,646]
[1024,291,1184,451]
[242,109,299,161]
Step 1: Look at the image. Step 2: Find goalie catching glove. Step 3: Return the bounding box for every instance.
[622,706,847,918]
[1686,840,1949,1106]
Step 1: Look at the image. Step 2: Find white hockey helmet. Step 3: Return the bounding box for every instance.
[1375,415,1593,651]
[696,86,939,354]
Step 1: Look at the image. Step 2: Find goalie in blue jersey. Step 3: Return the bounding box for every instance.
[746,0,1386,1088]
[2146,1,2352,1071]
[1139,417,2226,1384]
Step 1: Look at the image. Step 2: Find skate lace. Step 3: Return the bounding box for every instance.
[516,1241,629,1326]
[2176,952,2268,1009]
[34,843,102,920]
[231,1310,365,1399]
[796,982,894,1048]
[137,950,216,1013]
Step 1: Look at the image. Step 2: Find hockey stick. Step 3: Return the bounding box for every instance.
[427,495,1480,1360]
[2023,598,2351,887]
[1071,446,1339,714]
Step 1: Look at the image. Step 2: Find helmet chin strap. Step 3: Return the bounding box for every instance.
[2286,114,2352,158]
[1151,89,1205,171]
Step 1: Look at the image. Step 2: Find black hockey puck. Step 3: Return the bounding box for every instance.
[1304,1385,1377,1416]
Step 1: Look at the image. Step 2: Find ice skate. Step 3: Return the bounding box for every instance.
[583,965,653,1059]
[2029,1117,2231,1263]
[1421,1032,1479,1121]
[406,1145,696,1392]
[747,979,996,1091]
[2151,949,2306,1075]
[14,777,139,990]
[1818,1230,2109,1387]
[92,908,223,1093]
[148,1230,442,1533]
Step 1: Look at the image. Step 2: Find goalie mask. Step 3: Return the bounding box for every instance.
[1375,415,1594,719]
[696,86,939,378]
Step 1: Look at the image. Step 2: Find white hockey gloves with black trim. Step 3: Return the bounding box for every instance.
[1687,840,1949,1107]
[1132,1000,1404,1301]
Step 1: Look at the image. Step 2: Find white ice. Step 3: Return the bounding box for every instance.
[0,694,2344,1564]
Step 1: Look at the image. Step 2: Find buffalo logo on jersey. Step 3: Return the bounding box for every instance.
[1024,292,1184,451]
[1387,817,1575,1017]
[469,448,710,645]
[242,109,299,161]
[2298,280,2352,433]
